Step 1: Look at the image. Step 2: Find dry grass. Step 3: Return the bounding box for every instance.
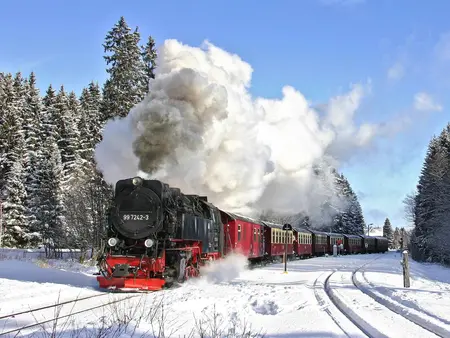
[3,292,266,338]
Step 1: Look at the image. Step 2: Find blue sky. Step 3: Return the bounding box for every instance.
[2,0,449,230]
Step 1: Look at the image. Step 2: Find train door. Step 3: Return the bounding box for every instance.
[249,225,254,257]
[250,225,258,256]
[259,226,263,257]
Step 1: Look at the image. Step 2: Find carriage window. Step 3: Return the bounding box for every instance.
[238,224,241,241]
[254,228,256,241]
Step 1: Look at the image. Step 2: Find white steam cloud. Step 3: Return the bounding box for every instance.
[199,251,249,284]
[95,39,379,222]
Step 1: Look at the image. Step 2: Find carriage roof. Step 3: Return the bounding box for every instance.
[292,226,311,233]
[343,234,362,239]
[307,229,329,236]
[219,210,262,225]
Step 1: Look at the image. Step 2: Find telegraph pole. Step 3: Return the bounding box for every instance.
[282,223,292,274]
[367,223,373,236]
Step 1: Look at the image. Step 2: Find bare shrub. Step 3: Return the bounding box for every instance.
[22,291,265,338]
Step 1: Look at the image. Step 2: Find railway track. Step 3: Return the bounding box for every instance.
[355,268,450,337]
[316,256,444,338]
[313,256,385,338]
[0,292,141,337]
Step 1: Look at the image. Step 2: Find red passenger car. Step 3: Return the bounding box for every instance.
[293,227,312,258]
[219,211,265,260]
[308,229,328,256]
[262,221,294,261]
[343,234,362,254]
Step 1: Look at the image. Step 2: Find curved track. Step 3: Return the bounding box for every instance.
[317,255,443,338]
[0,293,140,337]
[312,256,385,338]
[355,268,450,337]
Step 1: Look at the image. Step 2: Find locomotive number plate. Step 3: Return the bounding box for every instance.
[122,214,150,221]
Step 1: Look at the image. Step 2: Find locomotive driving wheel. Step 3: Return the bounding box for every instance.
[185,261,200,279]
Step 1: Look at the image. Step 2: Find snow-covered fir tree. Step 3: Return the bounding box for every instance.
[382,218,394,248]
[326,170,366,235]
[141,35,157,91]
[393,227,400,249]
[79,82,103,159]
[0,72,29,246]
[32,141,68,249]
[100,16,147,122]
[1,159,27,247]
[0,18,161,253]
[54,86,81,187]
[411,123,450,264]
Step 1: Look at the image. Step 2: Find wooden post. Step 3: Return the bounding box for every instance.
[402,250,410,288]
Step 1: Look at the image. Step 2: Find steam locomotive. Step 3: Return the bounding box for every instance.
[96,177,388,291]
[97,177,224,290]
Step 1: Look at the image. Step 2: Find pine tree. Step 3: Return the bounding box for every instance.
[141,35,157,91]
[0,72,28,246]
[0,73,24,187]
[79,82,102,157]
[393,227,400,249]
[382,218,394,248]
[1,159,27,247]
[412,123,450,263]
[54,86,80,187]
[100,16,147,123]
[33,141,68,250]
[27,85,68,248]
[22,72,44,243]
[327,170,366,235]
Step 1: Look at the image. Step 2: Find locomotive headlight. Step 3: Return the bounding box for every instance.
[107,237,119,247]
[144,239,154,248]
[132,177,143,186]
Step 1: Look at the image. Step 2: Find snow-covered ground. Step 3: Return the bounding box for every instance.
[1,250,449,338]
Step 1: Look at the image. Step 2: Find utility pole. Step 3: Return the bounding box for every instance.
[367,223,373,236]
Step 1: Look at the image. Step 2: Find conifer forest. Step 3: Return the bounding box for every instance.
[0,17,448,266]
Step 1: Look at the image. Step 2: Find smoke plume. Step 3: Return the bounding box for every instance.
[95,39,379,224]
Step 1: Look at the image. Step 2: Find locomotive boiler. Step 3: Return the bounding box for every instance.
[96,177,224,290]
